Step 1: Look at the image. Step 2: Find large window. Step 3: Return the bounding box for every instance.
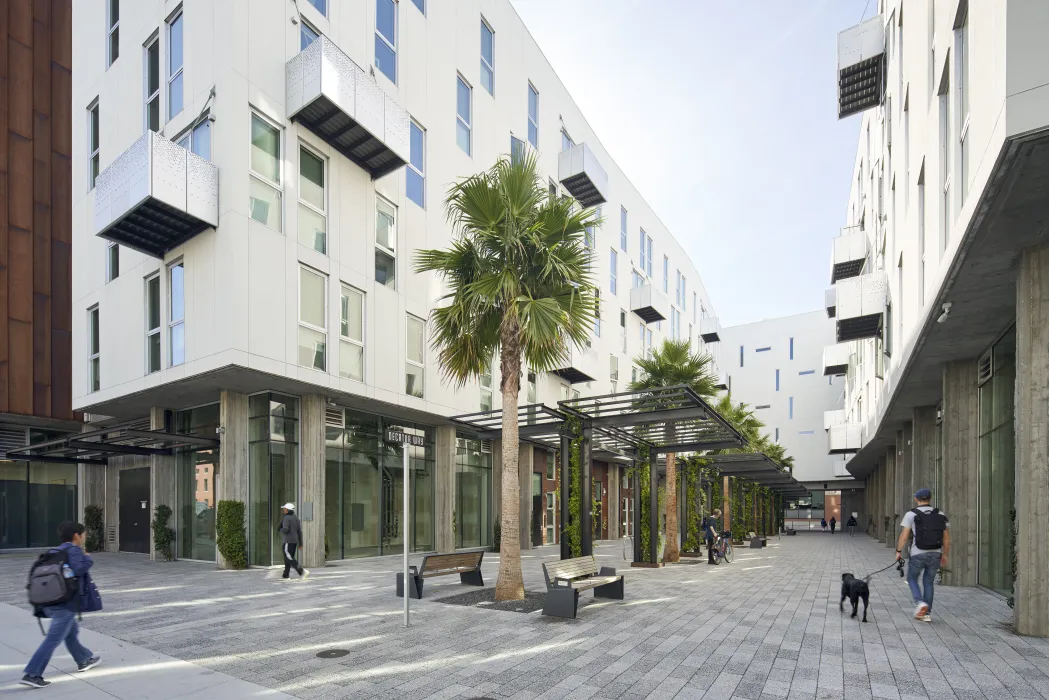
[167,10,184,119]
[298,146,327,253]
[609,248,617,295]
[939,76,951,256]
[375,0,397,83]
[456,77,472,155]
[106,242,119,283]
[620,207,627,251]
[479,361,493,412]
[561,129,573,152]
[307,0,326,15]
[456,435,492,549]
[144,36,159,131]
[248,394,299,566]
[375,197,397,289]
[0,457,78,550]
[956,11,969,204]
[175,403,219,561]
[146,274,161,373]
[406,315,425,398]
[639,228,646,270]
[106,0,119,66]
[176,119,211,160]
[298,267,327,371]
[88,306,100,392]
[169,262,185,366]
[249,113,282,231]
[480,19,494,95]
[407,120,425,207]
[340,286,364,382]
[527,83,538,148]
[88,101,99,190]
[977,329,1015,595]
[646,236,653,276]
[662,256,669,293]
[918,163,926,304]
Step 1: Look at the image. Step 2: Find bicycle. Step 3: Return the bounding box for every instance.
[711,531,733,564]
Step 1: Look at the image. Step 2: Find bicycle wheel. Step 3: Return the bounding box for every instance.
[723,543,733,563]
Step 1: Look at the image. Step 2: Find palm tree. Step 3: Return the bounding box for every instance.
[414,153,596,601]
[629,339,718,562]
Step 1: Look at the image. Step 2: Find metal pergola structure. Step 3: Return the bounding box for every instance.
[5,427,220,466]
[453,385,808,564]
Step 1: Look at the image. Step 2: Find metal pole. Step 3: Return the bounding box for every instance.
[581,425,592,556]
[403,444,410,628]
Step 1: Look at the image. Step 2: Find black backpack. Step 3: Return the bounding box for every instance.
[911,508,948,549]
[27,548,79,608]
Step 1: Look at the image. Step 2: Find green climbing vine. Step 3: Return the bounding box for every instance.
[635,445,654,562]
[562,416,584,557]
[1008,506,1017,609]
[682,456,715,553]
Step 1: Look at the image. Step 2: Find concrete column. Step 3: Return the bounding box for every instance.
[435,426,456,553]
[1015,245,1049,636]
[912,406,938,500]
[941,360,980,587]
[298,395,325,569]
[895,424,913,525]
[883,448,896,546]
[607,463,620,539]
[150,407,176,561]
[78,422,105,528]
[518,443,532,550]
[217,391,249,569]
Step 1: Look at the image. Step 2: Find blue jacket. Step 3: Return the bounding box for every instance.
[53,542,94,612]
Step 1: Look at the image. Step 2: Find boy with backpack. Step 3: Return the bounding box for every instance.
[22,521,101,688]
[895,488,950,622]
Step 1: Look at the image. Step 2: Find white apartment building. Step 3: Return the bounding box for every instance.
[826,0,1049,635]
[63,0,726,570]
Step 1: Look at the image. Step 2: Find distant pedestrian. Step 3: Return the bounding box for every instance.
[896,488,950,623]
[22,522,101,688]
[279,503,309,580]
[705,509,722,565]
[821,518,828,533]
[846,514,858,536]
[830,517,837,534]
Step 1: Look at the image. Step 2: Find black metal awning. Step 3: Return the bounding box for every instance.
[6,428,220,466]
[707,453,809,497]
[452,404,566,450]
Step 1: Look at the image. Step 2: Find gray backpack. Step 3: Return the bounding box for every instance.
[27,549,78,608]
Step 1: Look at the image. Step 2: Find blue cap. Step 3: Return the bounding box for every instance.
[914,488,931,500]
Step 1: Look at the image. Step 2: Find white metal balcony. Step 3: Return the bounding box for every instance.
[828,422,862,454]
[831,228,868,283]
[823,409,847,431]
[836,271,887,342]
[825,287,837,318]
[558,143,608,208]
[94,131,218,258]
[713,370,729,391]
[630,285,668,323]
[287,36,409,179]
[822,343,850,376]
[551,343,599,384]
[837,15,885,119]
[699,316,721,343]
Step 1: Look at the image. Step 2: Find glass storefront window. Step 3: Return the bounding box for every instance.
[455,435,491,549]
[248,394,300,566]
[977,330,1015,595]
[0,461,29,548]
[176,404,220,561]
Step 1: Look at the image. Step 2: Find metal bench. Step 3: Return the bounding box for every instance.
[395,550,484,599]
[541,555,624,619]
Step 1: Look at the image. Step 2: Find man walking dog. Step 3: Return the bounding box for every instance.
[279,503,309,580]
[896,488,949,622]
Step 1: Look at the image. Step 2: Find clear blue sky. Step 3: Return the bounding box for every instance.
[511,0,872,326]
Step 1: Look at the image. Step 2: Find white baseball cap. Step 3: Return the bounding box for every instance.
[282,503,296,510]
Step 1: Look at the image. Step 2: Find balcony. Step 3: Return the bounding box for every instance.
[630,285,668,323]
[94,131,218,258]
[551,343,598,384]
[713,371,729,391]
[828,422,862,454]
[830,228,868,283]
[558,143,608,207]
[837,15,885,119]
[836,272,887,342]
[699,316,721,343]
[287,36,409,180]
[825,287,837,318]
[823,409,847,431]
[822,343,850,376]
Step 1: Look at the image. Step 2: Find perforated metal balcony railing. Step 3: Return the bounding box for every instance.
[699,316,722,343]
[558,143,608,207]
[630,285,668,323]
[823,343,850,376]
[835,271,886,342]
[825,287,837,318]
[551,343,599,384]
[837,15,885,119]
[831,228,868,283]
[828,422,862,454]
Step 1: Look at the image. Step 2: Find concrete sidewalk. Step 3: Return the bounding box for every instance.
[0,603,295,699]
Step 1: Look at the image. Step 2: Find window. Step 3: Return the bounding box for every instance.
[681,276,687,312]
[300,20,320,51]
[646,237,653,276]
[897,255,904,349]
[527,370,537,404]
[789,337,794,360]
[670,308,677,340]
[167,10,184,119]
[584,207,597,251]
[307,0,327,15]
[480,19,494,95]
[755,346,771,353]
[511,134,525,164]
[298,267,327,371]
[375,0,397,83]
[106,242,119,283]
[631,270,643,289]
[146,274,160,373]
[675,269,682,306]
[480,359,493,411]
[775,369,779,392]
[799,370,815,376]
[918,163,926,304]
[662,256,669,293]
[407,121,425,207]
[106,0,119,66]
[169,262,185,366]
[789,396,793,420]
[620,207,627,251]
[739,345,744,368]
[593,288,601,337]
[693,292,697,323]
[406,315,425,398]
[610,354,619,385]
[939,73,951,255]
[527,84,538,148]
[561,129,573,152]
[457,77,472,155]
[775,428,779,442]
[609,249,617,295]
[956,11,969,204]
[88,307,100,392]
[411,0,425,13]
[646,328,652,356]
[375,197,397,289]
[340,286,364,382]
[298,146,326,254]
[638,229,645,268]
[176,119,211,160]
[620,309,627,353]
[88,101,99,190]
[548,179,557,198]
[249,112,282,231]
[204,478,208,492]
[144,36,160,131]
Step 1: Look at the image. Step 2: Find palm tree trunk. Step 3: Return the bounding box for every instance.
[495,324,525,601]
[664,451,679,562]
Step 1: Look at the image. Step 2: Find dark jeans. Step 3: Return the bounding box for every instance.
[907,551,941,610]
[282,542,303,578]
[24,606,93,677]
[706,537,715,563]
[830,525,836,534]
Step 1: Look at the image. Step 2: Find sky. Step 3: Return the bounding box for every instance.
[510,0,873,327]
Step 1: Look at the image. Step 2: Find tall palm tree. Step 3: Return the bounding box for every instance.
[414,153,596,601]
[629,339,718,562]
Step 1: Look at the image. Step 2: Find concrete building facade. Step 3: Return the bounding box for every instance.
[66,0,726,567]
[827,0,1049,635]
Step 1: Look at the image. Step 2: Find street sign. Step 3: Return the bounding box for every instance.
[385,429,425,447]
[384,428,421,628]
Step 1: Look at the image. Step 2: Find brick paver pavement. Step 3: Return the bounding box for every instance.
[1,532,1046,700]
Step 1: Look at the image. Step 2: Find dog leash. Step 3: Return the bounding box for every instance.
[861,559,905,583]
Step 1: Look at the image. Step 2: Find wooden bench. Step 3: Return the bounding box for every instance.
[395,550,484,599]
[541,555,624,619]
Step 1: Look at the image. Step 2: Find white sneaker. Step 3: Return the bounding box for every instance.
[914,603,930,619]
[301,569,310,580]
[922,614,932,623]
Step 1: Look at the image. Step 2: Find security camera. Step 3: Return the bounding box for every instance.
[936,302,952,324]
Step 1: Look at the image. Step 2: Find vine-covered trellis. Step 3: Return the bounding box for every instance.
[562,416,584,558]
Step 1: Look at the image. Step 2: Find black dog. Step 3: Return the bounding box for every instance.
[840,573,870,622]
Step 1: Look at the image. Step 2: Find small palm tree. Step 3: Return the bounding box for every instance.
[414,153,596,601]
[629,339,718,563]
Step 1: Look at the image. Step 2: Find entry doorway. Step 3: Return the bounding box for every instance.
[119,467,151,553]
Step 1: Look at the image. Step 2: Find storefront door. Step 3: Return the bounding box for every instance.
[119,467,150,553]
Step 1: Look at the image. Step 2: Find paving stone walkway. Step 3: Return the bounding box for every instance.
[0,533,1046,700]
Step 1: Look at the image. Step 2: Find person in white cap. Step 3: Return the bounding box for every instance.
[279,503,308,580]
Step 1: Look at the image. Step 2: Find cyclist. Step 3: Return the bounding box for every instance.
[705,509,722,565]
